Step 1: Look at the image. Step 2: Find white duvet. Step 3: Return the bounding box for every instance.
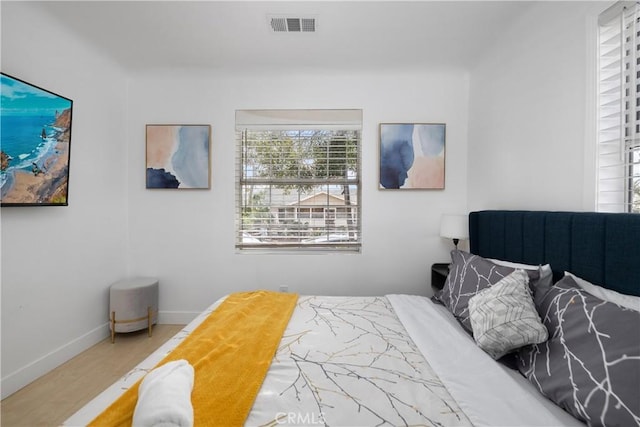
[388,294,583,427]
[246,296,469,426]
[65,294,583,427]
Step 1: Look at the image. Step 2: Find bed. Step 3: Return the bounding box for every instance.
[65,210,640,427]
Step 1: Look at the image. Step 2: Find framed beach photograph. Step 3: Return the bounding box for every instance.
[1,73,73,206]
[379,123,445,190]
[146,124,211,189]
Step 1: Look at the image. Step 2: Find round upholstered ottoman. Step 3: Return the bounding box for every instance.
[109,277,159,343]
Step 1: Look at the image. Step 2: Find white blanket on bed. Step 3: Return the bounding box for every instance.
[246,295,471,426]
[387,294,584,427]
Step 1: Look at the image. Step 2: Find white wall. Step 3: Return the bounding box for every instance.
[127,68,470,321]
[1,2,129,398]
[467,1,607,212]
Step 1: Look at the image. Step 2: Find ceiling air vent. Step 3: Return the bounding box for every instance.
[269,16,316,33]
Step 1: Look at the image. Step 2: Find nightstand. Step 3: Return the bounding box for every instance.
[431,263,450,291]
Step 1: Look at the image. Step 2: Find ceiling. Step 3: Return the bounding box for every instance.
[37,1,532,73]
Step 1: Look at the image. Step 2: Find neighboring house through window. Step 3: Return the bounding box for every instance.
[597,1,640,213]
[235,109,362,251]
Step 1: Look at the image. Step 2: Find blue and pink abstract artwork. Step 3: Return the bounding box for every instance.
[379,123,445,190]
[146,124,211,189]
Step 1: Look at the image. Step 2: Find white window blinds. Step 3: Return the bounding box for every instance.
[235,109,362,251]
[597,1,640,213]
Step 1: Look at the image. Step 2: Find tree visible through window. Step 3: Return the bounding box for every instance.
[236,110,362,251]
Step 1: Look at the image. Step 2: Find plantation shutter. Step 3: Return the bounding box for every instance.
[235,109,362,251]
[597,1,640,213]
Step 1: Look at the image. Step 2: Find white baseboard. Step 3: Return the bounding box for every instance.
[157,310,199,325]
[0,311,197,400]
[1,323,110,400]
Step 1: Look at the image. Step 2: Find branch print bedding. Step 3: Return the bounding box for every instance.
[517,275,640,427]
[246,296,471,426]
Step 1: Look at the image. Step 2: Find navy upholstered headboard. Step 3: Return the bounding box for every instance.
[469,210,640,297]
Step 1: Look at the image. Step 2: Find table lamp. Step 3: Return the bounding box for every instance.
[440,214,469,249]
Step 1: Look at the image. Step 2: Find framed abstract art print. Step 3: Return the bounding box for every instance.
[146,124,211,189]
[379,123,445,190]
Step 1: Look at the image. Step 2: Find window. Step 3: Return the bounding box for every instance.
[236,109,362,251]
[597,1,640,213]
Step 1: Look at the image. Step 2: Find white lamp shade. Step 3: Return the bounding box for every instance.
[440,214,469,240]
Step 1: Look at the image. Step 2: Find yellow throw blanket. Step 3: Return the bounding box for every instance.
[89,290,298,426]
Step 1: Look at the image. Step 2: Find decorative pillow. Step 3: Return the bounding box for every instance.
[565,271,640,312]
[433,250,516,332]
[517,275,640,427]
[468,270,548,360]
[489,258,553,286]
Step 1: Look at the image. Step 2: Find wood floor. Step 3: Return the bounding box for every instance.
[1,324,184,427]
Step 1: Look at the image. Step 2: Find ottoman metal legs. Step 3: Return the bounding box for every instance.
[110,306,155,343]
[109,277,159,343]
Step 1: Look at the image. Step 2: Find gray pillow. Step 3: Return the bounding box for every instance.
[517,275,640,427]
[468,269,548,360]
[433,250,516,332]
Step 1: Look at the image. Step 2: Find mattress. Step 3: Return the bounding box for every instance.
[65,294,583,426]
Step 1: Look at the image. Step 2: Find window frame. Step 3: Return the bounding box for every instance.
[596,1,640,213]
[235,109,363,252]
